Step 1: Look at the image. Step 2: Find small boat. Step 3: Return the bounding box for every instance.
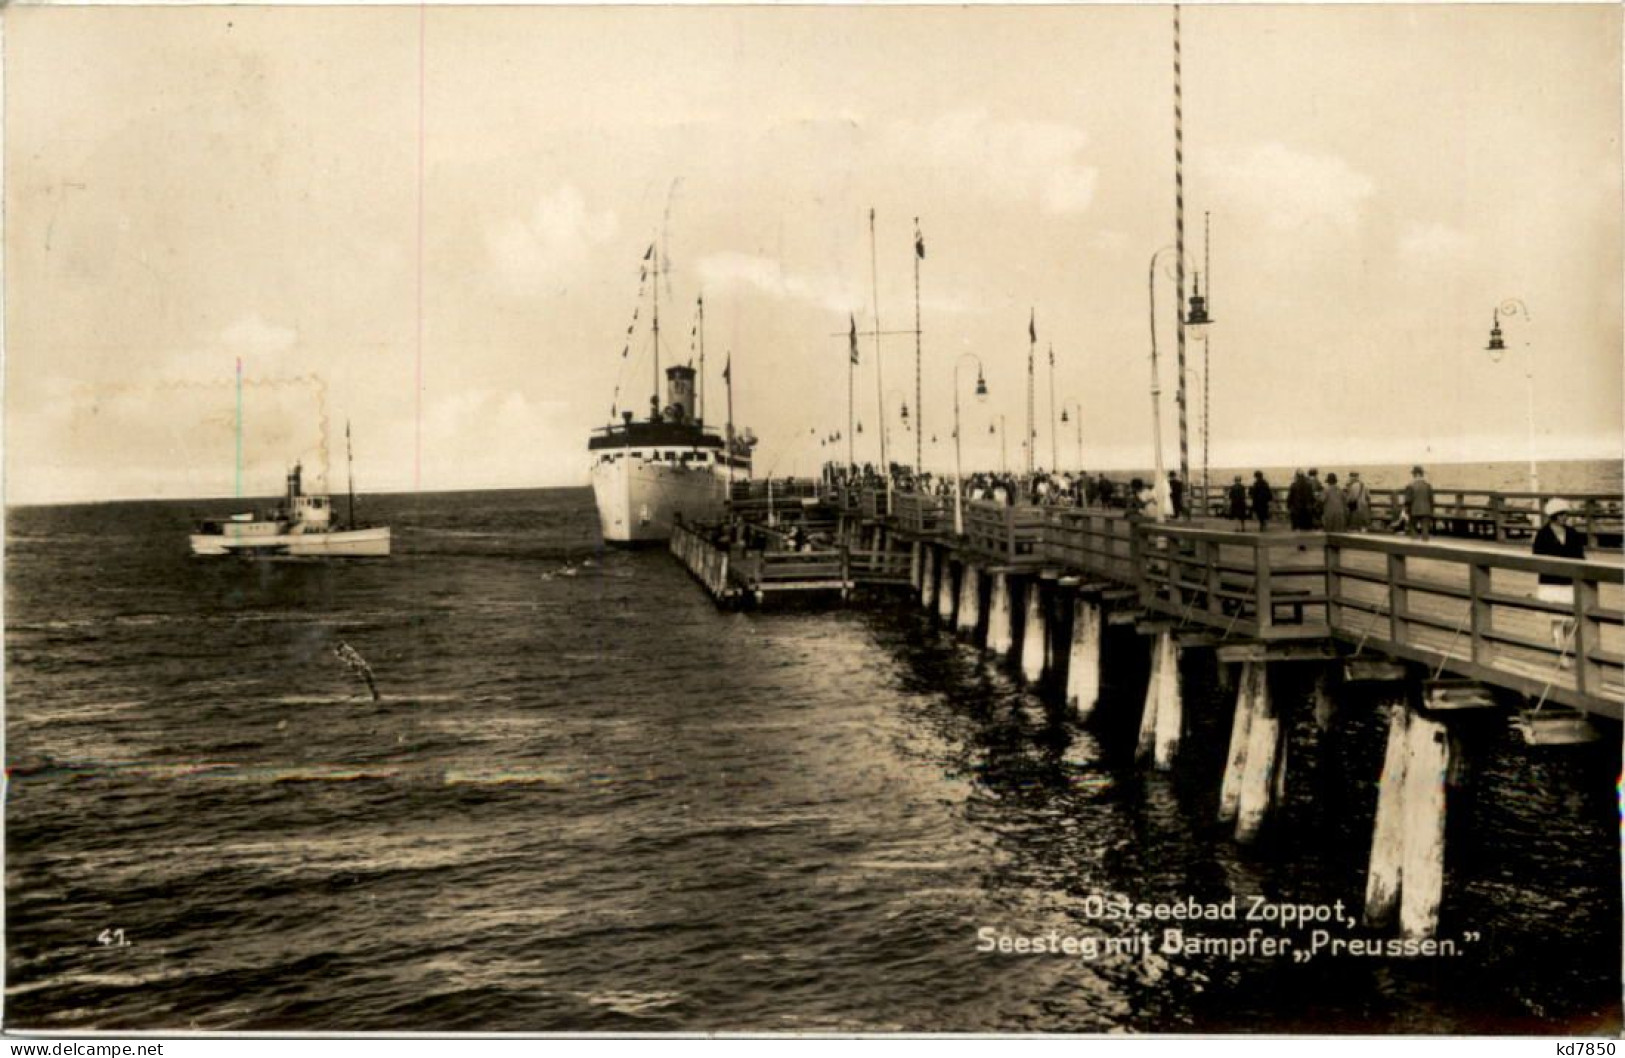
[191,424,390,558]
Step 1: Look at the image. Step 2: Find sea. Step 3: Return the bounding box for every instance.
[5,459,1621,1034]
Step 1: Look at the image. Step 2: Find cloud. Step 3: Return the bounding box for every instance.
[486,186,619,293]
[695,252,862,314]
[1397,221,1475,268]
[222,312,298,355]
[1209,142,1374,230]
[900,109,1099,215]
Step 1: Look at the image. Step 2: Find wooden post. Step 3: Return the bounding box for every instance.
[909,539,923,592]
[1151,630,1183,769]
[1311,663,1336,731]
[1137,633,1163,767]
[1218,660,1259,822]
[1398,708,1450,939]
[957,563,981,638]
[1019,578,1047,682]
[920,544,937,610]
[987,571,1014,656]
[937,556,958,624]
[1234,660,1281,844]
[1066,595,1102,720]
[1364,700,1410,928]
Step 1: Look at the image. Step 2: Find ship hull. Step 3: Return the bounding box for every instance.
[190,526,392,557]
[591,457,729,545]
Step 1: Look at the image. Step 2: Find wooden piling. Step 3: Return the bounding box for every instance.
[957,563,981,638]
[920,544,937,611]
[1234,661,1282,844]
[1136,629,1182,769]
[909,540,923,592]
[1218,661,1259,822]
[1364,701,1410,929]
[987,572,1014,656]
[1398,709,1450,939]
[937,557,958,624]
[1312,664,1337,731]
[1065,596,1102,720]
[1020,578,1047,683]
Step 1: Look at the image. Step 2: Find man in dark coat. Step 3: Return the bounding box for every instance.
[1287,471,1314,531]
[1228,476,1249,531]
[1250,471,1273,532]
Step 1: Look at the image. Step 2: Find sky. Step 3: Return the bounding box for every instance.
[6,3,1622,503]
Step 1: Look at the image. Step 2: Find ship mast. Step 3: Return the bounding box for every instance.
[697,295,706,425]
[346,419,356,529]
[651,243,661,420]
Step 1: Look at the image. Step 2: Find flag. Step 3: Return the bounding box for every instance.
[723,356,731,384]
[1029,310,1036,344]
[1048,343,1054,367]
[914,220,925,260]
[849,314,859,364]
[643,243,654,261]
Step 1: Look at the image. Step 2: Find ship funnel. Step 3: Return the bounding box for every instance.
[287,462,304,506]
[664,364,696,424]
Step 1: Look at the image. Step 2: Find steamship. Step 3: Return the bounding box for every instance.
[590,247,753,545]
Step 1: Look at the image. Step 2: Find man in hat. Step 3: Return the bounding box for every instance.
[1402,465,1434,539]
[1533,498,1588,654]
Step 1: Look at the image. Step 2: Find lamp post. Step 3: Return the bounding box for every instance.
[989,414,1008,476]
[1060,399,1083,472]
[1186,267,1212,508]
[1486,300,1538,494]
[953,352,989,537]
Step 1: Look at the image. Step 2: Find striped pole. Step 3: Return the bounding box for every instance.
[1173,4,1190,513]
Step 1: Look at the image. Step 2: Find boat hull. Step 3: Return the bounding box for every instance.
[591,457,728,545]
[190,526,392,557]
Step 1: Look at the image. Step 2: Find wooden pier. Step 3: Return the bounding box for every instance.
[668,478,1623,941]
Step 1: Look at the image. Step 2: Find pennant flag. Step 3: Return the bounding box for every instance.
[1048,343,1054,366]
[723,356,731,384]
[914,219,925,260]
[1029,310,1036,343]
[849,314,859,365]
[621,345,629,358]
[643,243,655,261]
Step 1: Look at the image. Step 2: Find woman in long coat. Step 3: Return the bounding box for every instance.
[1321,472,1349,532]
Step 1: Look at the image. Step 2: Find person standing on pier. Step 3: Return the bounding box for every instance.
[1345,471,1372,531]
[1250,471,1273,531]
[1322,472,1348,532]
[1403,465,1435,539]
[1533,498,1587,653]
[1168,471,1185,519]
[1288,471,1314,531]
[1228,476,1248,530]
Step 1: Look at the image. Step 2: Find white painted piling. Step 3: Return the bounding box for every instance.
[1020,579,1047,683]
[1065,597,1102,720]
[920,544,937,610]
[1152,632,1183,769]
[1234,663,1282,844]
[987,572,1014,656]
[1398,709,1450,939]
[909,540,923,592]
[1218,661,1259,822]
[937,558,957,624]
[1136,635,1162,763]
[956,563,981,638]
[1363,701,1411,928]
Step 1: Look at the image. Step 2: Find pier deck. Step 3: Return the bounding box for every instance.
[678,483,1623,719]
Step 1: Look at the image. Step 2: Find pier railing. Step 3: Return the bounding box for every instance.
[1136,525,1332,640]
[1325,535,1624,716]
[892,492,948,537]
[962,500,1047,567]
[1040,508,1140,584]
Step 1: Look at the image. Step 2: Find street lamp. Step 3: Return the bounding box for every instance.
[953,352,989,537]
[1486,300,1538,493]
[989,414,1008,475]
[1060,399,1083,473]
